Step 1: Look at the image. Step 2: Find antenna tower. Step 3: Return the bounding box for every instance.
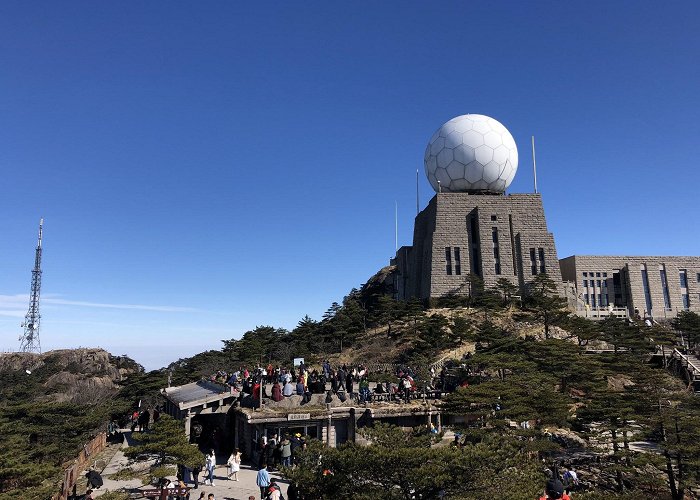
[19,218,43,353]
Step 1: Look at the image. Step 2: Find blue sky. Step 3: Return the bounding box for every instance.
[1,2,698,370]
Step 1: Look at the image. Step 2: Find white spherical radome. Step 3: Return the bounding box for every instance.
[424,114,518,193]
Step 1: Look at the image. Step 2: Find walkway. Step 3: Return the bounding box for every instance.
[91,430,288,500]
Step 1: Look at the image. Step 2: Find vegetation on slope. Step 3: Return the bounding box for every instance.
[0,349,165,499]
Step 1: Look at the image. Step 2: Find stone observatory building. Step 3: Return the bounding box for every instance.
[392,114,561,300]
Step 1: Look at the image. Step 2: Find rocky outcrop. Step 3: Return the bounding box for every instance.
[0,348,142,403]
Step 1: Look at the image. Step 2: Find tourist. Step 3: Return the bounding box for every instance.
[283,379,294,397]
[330,369,338,393]
[137,409,150,432]
[208,494,215,500]
[562,467,579,493]
[256,464,271,500]
[295,379,304,396]
[266,439,276,470]
[227,448,241,480]
[258,440,268,469]
[359,377,371,403]
[253,379,262,402]
[290,433,301,454]
[538,478,571,500]
[205,449,216,486]
[271,381,283,402]
[337,366,346,392]
[267,480,282,500]
[401,376,412,402]
[301,386,312,405]
[280,435,292,467]
[192,463,201,489]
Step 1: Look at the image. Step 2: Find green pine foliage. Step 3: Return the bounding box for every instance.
[125,415,204,469]
[0,353,163,497]
[526,273,570,338]
[283,423,543,499]
[673,311,700,347]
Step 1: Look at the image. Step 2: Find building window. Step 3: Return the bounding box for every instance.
[591,294,597,307]
[682,294,690,310]
[584,294,589,305]
[603,272,607,277]
[596,280,601,287]
[490,215,497,221]
[641,265,653,315]
[680,269,688,288]
[660,265,672,310]
[583,272,588,277]
[529,248,537,275]
[613,271,624,307]
[697,273,700,283]
[538,248,546,274]
[492,228,501,275]
[583,280,588,288]
[454,247,461,276]
[445,247,452,275]
[469,215,482,277]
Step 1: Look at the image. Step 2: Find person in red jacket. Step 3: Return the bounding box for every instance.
[271,381,283,402]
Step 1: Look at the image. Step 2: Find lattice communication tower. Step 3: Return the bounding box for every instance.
[19,218,43,353]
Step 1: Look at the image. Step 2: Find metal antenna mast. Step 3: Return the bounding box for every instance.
[19,218,43,353]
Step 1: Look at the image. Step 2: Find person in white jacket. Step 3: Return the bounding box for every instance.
[205,449,216,486]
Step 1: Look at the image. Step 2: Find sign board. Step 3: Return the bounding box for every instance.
[287,413,311,421]
[142,487,190,498]
[293,357,305,367]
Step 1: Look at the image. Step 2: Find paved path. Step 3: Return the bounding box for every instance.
[91,431,288,500]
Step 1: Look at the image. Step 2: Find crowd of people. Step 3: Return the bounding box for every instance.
[168,441,304,499]
[208,360,455,407]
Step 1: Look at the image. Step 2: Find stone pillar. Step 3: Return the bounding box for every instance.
[184,410,192,439]
[326,404,332,447]
[348,408,356,444]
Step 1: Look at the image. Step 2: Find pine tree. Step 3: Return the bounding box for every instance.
[564,315,602,347]
[672,311,700,348]
[526,273,569,339]
[600,316,650,355]
[494,277,519,305]
[125,415,205,469]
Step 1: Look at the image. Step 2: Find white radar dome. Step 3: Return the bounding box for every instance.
[424,114,518,193]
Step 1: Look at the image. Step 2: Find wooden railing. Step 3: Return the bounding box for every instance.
[53,432,107,500]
